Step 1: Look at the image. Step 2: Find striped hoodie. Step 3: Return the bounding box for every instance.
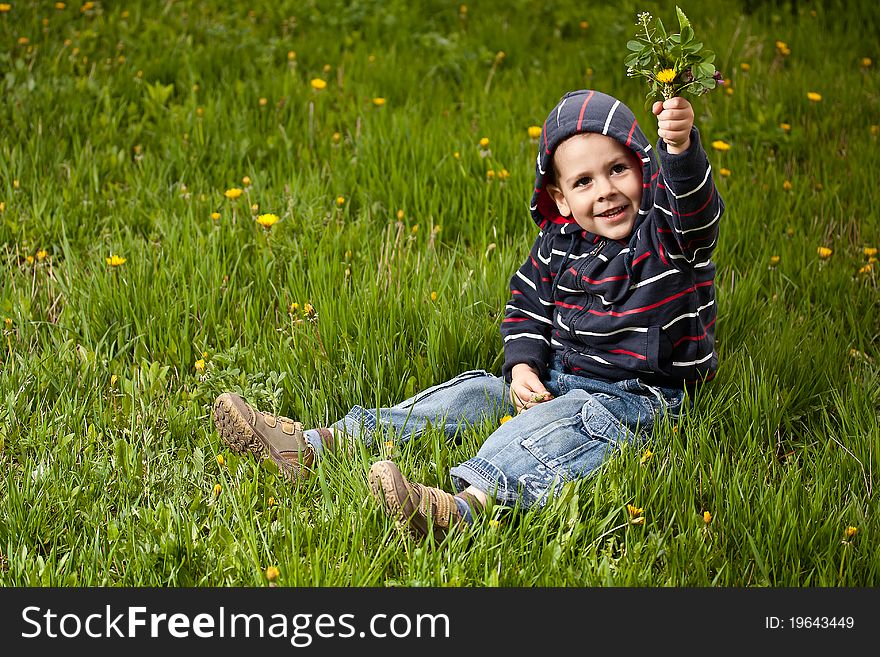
[501,89,725,388]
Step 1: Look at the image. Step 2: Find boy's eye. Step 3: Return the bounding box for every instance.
[611,163,628,174]
[575,177,592,187]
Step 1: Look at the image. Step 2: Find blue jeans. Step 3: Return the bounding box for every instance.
[321,365,685,509]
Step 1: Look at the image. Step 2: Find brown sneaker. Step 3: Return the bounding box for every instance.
[368,460,464,540]
[213,392,314,481]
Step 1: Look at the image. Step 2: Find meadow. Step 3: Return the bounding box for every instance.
[0,0,878,587]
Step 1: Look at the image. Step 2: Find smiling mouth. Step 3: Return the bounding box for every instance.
[594,205,627,219]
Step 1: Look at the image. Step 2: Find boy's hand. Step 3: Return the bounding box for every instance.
[510,363,554,413]
[652,97,694,154]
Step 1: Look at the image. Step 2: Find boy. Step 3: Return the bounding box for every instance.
[213,89,724,540]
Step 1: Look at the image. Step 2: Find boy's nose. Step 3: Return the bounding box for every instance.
[595,178,615,200]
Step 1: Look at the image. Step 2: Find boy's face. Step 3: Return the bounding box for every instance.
[546,133,643,241]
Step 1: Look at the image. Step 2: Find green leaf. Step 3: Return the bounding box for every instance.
[627,39,644,51]
[681,25,694,43]
[656,18,667,41]
[676,6,691,31]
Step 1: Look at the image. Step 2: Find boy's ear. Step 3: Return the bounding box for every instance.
[546,183,571,217]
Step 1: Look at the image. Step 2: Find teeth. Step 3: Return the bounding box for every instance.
[597,206,623,217]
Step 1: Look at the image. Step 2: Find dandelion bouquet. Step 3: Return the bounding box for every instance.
[625,7,721,107]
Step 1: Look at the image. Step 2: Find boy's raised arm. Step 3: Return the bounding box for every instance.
[651,97,725,263]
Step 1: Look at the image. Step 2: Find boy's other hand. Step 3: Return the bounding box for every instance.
[652,97,694,154]
[510,363,554,413]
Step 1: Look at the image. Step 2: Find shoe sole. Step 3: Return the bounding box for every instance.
[368,460,429,539]
[213,393,298,479]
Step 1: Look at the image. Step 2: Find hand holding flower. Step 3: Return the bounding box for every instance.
[652,97,694,154]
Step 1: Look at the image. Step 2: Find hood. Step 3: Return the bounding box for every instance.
[530,89,659,237]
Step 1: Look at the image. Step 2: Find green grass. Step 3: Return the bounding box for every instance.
[0,0,877,586]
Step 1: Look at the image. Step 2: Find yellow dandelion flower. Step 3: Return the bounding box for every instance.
[719,168,731,177]
[81,1,94,11]
[528,125,542,140]
[36,249,48,261]
[775,40,787,50]
[13,179,19,189]
[872,125,880,136]
[0,4,11,12]
[251,203,259,213]
[105,254,126,267]
[807,92,822,102]
[256,213,279,228]
[858,264,872,275]
[224,187,243,200]
[479,137,490,148]
[0,202,5,212]
[486,169,495,179]
[453,151,460,159]
[783,180,793,191]
[242,176,251,186]
[864,247,878,257]
[213,483,222,497]
[725,86,734,96]
[396,209,405,220]
[211,212,221,221]
[740,62,750,71]
[304,302,315,317]
[368,54,376,63]
[844,526,858,538]
[4,317,12,328]
[780,123,791,133]
[56,2,66,8]
[265,566,279,582]
[216,454,225,466]
[384,440,394,451]
[372,97,385,106]
[268,496,276,507]
[336,196,345,207]
[499,414,513,424]
[580,20,589,30]
[26,255,34,265]
[656,68,676,84]
[861,57,872,68]
[703,511,712,524]
[322,64,331,73]
[288,51,296,61]
[194,359,205,372]
[410,224,419,234]
[310,78,327,90]
[332,132,341,143]
[711,140,731,151]
[430,291,438,302]
[459,4,467,15]
[640,448,653,464]
[499,168,510,180]
[627,504,643,518]
[817,246,833,259]
[769,255,781,267]
[290,302,299,313]
[258,97,268,107]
